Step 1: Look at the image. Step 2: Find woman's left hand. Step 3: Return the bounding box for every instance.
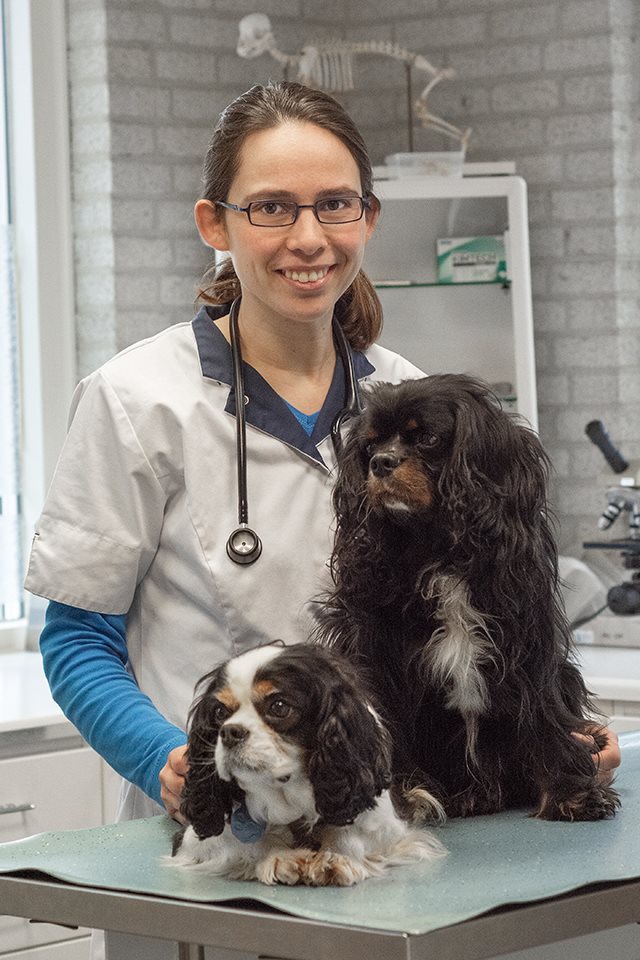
[573,725,621,784]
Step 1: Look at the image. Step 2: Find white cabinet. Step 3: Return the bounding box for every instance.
[0,653,115,960]
[0,744,102,957]
[365,174,538,430]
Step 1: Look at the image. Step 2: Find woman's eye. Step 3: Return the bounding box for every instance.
[320,197,346,212]
[255,200,285,216]
[268,698,292,719]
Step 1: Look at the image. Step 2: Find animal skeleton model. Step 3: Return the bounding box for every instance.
[237,13,471,149]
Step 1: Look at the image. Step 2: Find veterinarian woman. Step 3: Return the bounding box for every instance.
[25,80,424,829]
[26,81,619,837]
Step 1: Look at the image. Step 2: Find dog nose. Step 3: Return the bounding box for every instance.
[220,723,249,747]
[370,451,402,478]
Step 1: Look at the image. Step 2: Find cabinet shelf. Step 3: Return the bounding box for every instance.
[373,279,511,289]
[367,175,537,429]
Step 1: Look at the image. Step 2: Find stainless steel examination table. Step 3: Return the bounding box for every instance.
[1,731,640,960]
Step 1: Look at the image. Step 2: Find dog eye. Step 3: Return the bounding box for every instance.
[212,702,230,724]
[267,698,292,719]
[423,434,439,447]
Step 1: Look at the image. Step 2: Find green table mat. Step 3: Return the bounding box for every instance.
[1,731,639,936]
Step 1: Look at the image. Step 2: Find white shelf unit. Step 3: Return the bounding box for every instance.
[365,175,538,430]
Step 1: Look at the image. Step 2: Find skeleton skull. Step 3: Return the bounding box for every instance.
[237,13,275,59]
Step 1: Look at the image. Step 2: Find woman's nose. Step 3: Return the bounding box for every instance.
[285,207,327,253]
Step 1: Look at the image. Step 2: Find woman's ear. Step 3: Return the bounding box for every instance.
[194,199,229,252]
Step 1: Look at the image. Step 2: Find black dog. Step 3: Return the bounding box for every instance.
[318,374,619,821]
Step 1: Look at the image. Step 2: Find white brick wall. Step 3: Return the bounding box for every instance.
[66,0,639,557]
[340,0,639,556]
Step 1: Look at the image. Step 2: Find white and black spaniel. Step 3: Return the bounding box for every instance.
[318,374,620,822]
[171,643,445,886]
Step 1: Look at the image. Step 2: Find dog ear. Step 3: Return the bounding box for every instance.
[307,674,392,826]
[439,380,549,546]
[179,678,234,840]
[330,410,389,598]
[332,416,369,530]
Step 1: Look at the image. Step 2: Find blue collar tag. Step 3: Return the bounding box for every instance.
[230,800,267,844]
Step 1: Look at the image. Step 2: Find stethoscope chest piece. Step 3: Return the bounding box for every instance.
[226,524,262,565]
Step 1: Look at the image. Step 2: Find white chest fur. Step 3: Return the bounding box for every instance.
[240,773,317,827]
[420,572,499,761]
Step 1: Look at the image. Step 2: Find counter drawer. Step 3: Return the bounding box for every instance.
[0,746,102,955]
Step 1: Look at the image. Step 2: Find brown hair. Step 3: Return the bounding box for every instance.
[196,81,383,350]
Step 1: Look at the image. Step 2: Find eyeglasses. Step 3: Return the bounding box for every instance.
[215,196,370,227]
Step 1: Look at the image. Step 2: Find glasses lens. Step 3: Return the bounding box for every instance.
[316,197,364,223]
[248,200,297,226]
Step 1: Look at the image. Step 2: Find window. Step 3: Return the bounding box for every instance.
[1,0,75,650]
[0,0,22,626]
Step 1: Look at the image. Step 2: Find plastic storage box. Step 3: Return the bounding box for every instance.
[384,151,465,177]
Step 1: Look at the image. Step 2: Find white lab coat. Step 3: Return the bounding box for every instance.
[25,306,424,821]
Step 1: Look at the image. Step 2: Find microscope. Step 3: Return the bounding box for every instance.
[584,420,640,625]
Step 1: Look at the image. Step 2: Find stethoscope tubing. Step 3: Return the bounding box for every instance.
[229,298,250,527]
[226,296,360,564]
[226,298,262,564]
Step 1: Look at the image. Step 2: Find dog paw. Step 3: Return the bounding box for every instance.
[535,783,621,821]
[301,851,367,886]
[445,788,504,818]
[255,849,314,886]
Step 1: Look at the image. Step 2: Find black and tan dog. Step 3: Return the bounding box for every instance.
[319,374,619,822]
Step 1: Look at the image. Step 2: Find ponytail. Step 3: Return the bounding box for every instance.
[335,270,383,350]
[196,256,241,307]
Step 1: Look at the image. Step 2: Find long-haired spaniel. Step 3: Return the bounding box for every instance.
[170,643,444,885]
[317,374,619,822]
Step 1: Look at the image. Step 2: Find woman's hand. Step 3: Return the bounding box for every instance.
[159,744,189,823]
[573,725,621,784]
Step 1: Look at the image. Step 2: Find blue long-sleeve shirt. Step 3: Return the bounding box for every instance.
[40,601,187,806]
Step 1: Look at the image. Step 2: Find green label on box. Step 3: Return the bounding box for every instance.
[437,235,507,284]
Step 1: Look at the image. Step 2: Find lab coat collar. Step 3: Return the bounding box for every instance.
[191,304,374,465]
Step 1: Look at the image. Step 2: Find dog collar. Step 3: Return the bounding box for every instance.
[230,800,267,844]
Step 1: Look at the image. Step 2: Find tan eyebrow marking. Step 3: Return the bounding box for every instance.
[253,679,278,702]
[216,687,240,712]
[404,418,419,432]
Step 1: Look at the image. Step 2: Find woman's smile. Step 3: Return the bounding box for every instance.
[278,265,333,286]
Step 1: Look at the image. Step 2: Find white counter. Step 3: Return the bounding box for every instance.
[577,643,640,695]
[0,651,73,735]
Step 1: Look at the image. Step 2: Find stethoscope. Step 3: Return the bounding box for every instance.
[226,296,362,565]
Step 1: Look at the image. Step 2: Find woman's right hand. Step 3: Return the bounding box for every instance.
[160,744,189,824]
